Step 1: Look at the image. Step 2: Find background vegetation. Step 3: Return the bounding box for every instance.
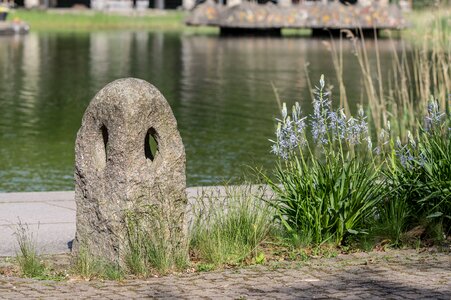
[5,5,449,36]
[8,9,186,31]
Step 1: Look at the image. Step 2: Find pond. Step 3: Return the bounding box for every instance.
[0,31,408,192]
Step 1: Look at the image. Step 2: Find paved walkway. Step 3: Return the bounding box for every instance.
[0,191,76,256]
[0,186,261,256]
[1,250,450,299]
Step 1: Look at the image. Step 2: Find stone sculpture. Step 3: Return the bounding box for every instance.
[72,78,187,265]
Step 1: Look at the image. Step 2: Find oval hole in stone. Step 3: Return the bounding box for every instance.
[101,125,108,162]
[145,128,159,161]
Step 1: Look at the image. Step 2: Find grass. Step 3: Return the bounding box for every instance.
[6,9,218,33]
[306,6,449,131]
[11,7,447,36]
[13,222,66,280]
[61,189,188,279]
[14,222,46,278]
[402,7,451,43]
[7,173,449,281]
[266,158,384,246]
[281,28,313,37]
[5,9,309,35]
[374,197,410,246]
[189,184,273,267]
[69,189,189,279]
[73,245,124,280]
[321,6,450,139]
[73,245,95,278]
[8,9,184,31]
[124,197,189,276]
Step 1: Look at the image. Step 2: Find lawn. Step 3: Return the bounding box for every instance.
[7,9,219,33]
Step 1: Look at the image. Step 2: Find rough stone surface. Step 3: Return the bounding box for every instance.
[73,78,187,265]
[1,250,450,299]
[186,2,407,29]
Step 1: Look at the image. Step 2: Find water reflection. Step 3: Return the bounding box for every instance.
[0,32,408,192]
[89,32,135,84]
[21,33,40,103]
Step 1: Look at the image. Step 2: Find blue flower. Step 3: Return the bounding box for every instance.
[310,80,331,146]
[425,100,445,131]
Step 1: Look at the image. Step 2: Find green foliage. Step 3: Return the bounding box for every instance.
[375,197,411,246]
[383,104,451,238]
[267,158,383,246]
[73,245,97,279]
[102,263,125,280]
[196,263,215,272]
[8,10,185,31]
[254,252,266,264]
[14,222,46,278]
[264,75,384,246]
[190,185,273,266]
[125,203,188,276]
[411,0,443,9]
[266,74,450,249]
[7,9,218,35]
[73,245,124,280]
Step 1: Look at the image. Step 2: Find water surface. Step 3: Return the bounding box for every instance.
[0,31,406,191]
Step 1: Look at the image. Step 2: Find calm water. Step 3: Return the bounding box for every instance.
[0,31,407,192]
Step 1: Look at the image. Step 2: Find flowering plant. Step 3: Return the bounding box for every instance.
[262,75,383,246]
[383,97,451,235]
[270,75,371,163]
[262,75,450,246]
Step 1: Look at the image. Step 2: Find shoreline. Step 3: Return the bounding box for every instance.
[4,7,448,41]
[6,8,215,32]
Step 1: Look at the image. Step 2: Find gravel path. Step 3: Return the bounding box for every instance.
[1,249,450,299]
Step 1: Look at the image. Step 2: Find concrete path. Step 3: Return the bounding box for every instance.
[0,186,242,257]
[1,250,450,299]
[0,191,76,257]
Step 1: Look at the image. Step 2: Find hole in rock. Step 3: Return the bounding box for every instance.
[101,125,108,161]
[145,128,159,161]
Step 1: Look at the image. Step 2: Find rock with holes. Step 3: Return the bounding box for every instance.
[72,78,187,265]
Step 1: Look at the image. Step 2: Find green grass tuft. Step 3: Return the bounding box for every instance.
[14,222,46,278]
[73,245,124,280]
[125,200,189,276]
[190,185,273,267]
